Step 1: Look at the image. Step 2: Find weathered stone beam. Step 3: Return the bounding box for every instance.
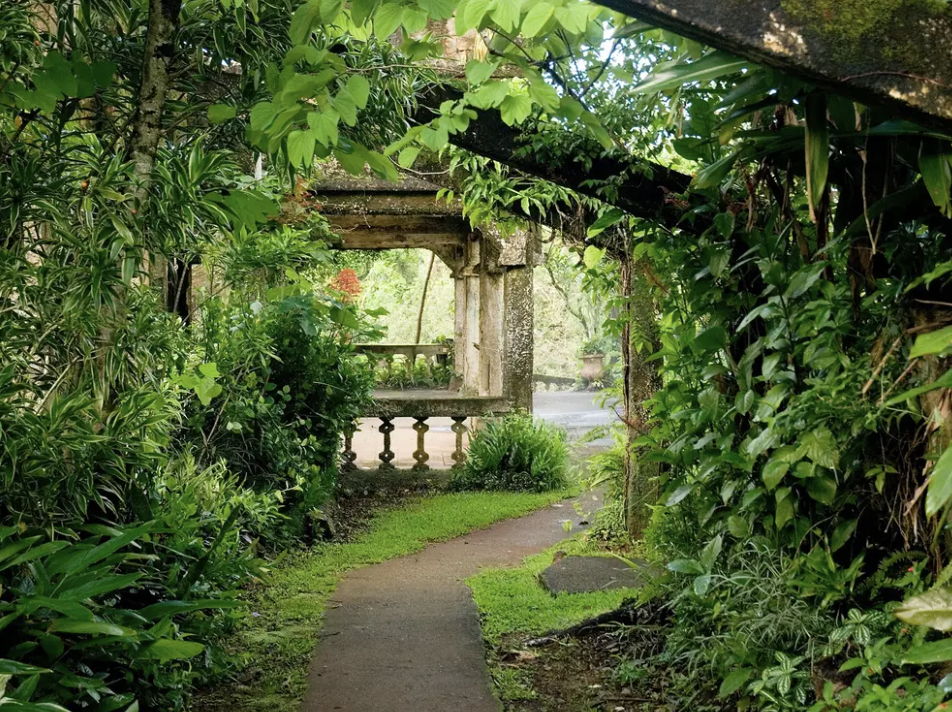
[325,215,470,250]
[596,0,952,134]
[418,85,694,227]
[365,394,512,419]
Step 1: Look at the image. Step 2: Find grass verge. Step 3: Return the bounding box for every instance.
[200,488,576,712]
[467,536,641,703]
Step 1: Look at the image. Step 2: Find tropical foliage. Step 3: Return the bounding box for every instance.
[4,0,952,708]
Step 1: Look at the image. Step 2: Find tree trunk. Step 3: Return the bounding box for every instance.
[621,256,662,538]
[129,0,182,288]
[415,252,436,345]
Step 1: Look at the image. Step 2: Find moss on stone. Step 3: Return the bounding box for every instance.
[780,0,949,47]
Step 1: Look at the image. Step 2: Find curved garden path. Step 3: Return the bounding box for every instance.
[302,492,599,711]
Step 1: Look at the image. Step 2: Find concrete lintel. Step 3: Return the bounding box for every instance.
[597,0,952,133]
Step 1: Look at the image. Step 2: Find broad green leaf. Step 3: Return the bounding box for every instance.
[0,660,50,675]
[351,0,377,25]
[830,519,857,552]
[289,1,321,44]
[799,427,838,469]
[926,442,952,517]
[895,588,952,631]
[58,572,143,601]
[713,212,735,239]
[346,75,370,109]
[806,475,837,505]
[138,599,241,621]
[50,523,151,576]
[632,52,747,95]
[910,325,952,359]
[694,325,727,353]
[249,102,278,131]
[0,541,70,572]
[491,0,519,32]
[0,537,43,566]
[398,146,421,169]
[521,2,554,36]
[727,515,749,538]
[805,93,830,215]
[308,109,340,146]
[692,149,741,190]
[137,638,205,662]
[719,669,752,698]
[666,484,693,506]
[667,558,703,574]
[469,80,510,110]
[417,0,456,19]
[553,4,589,33]
[465,60,496,86]
[49,619,134,637]
[462,0,493,29]
[527,75,560,112]
[785,262,828,299]
[903,638,952,664]
[775,495,794,529]
[287,129,316,168]
[762,460,789,492]
[499,94,532,125]
[693,574,712,596]
[23,596,94,620]
[319,0,342,23]
[334,90,359,126]
[334,146,367,175]
[920,138,952,217]
[207,104,237,124]
[374,2,404,37]
[198,362,220,378]
[583,246,606,269]
[587,208,625,238]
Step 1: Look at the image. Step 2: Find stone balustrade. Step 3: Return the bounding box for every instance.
[354,343,453,384]
[340,393,511,477]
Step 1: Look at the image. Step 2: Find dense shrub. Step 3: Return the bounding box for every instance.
[451,414,569,493]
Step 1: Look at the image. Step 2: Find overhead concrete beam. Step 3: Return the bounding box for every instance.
[597,0,952,133]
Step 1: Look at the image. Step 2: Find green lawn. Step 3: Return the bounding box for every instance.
[202,488,576,712]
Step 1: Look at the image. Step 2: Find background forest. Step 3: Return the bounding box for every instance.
[3,0,952,710]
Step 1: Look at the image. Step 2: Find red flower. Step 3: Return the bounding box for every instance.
[330,268,361,302]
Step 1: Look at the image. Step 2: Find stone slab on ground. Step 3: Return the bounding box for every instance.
[302,492,603,712]
[540,555,652,594]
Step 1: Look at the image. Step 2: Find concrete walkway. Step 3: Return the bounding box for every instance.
[302,492,600,712]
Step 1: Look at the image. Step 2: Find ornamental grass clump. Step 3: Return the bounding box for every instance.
[451,414,570,493]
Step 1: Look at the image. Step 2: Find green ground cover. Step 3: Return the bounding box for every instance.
[203,489,576,712]
[468,536,647,703]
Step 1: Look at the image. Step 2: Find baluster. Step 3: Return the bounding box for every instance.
[451,416,468,470]
[341,420,357,472]
[378,417,395,471]
[412,417,430,472]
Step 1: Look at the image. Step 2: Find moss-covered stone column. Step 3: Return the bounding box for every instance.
[503,266,534,413]
[479,270,505,397]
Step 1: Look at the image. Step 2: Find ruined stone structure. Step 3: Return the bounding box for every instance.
[311,169,540,476]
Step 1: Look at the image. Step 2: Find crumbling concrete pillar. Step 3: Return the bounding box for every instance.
[479,270,504,396]
[504,266,533,413]
[463,276,481,393]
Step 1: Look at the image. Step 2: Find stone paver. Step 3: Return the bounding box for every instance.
[539,555,652,595]
[302,492,602,712]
